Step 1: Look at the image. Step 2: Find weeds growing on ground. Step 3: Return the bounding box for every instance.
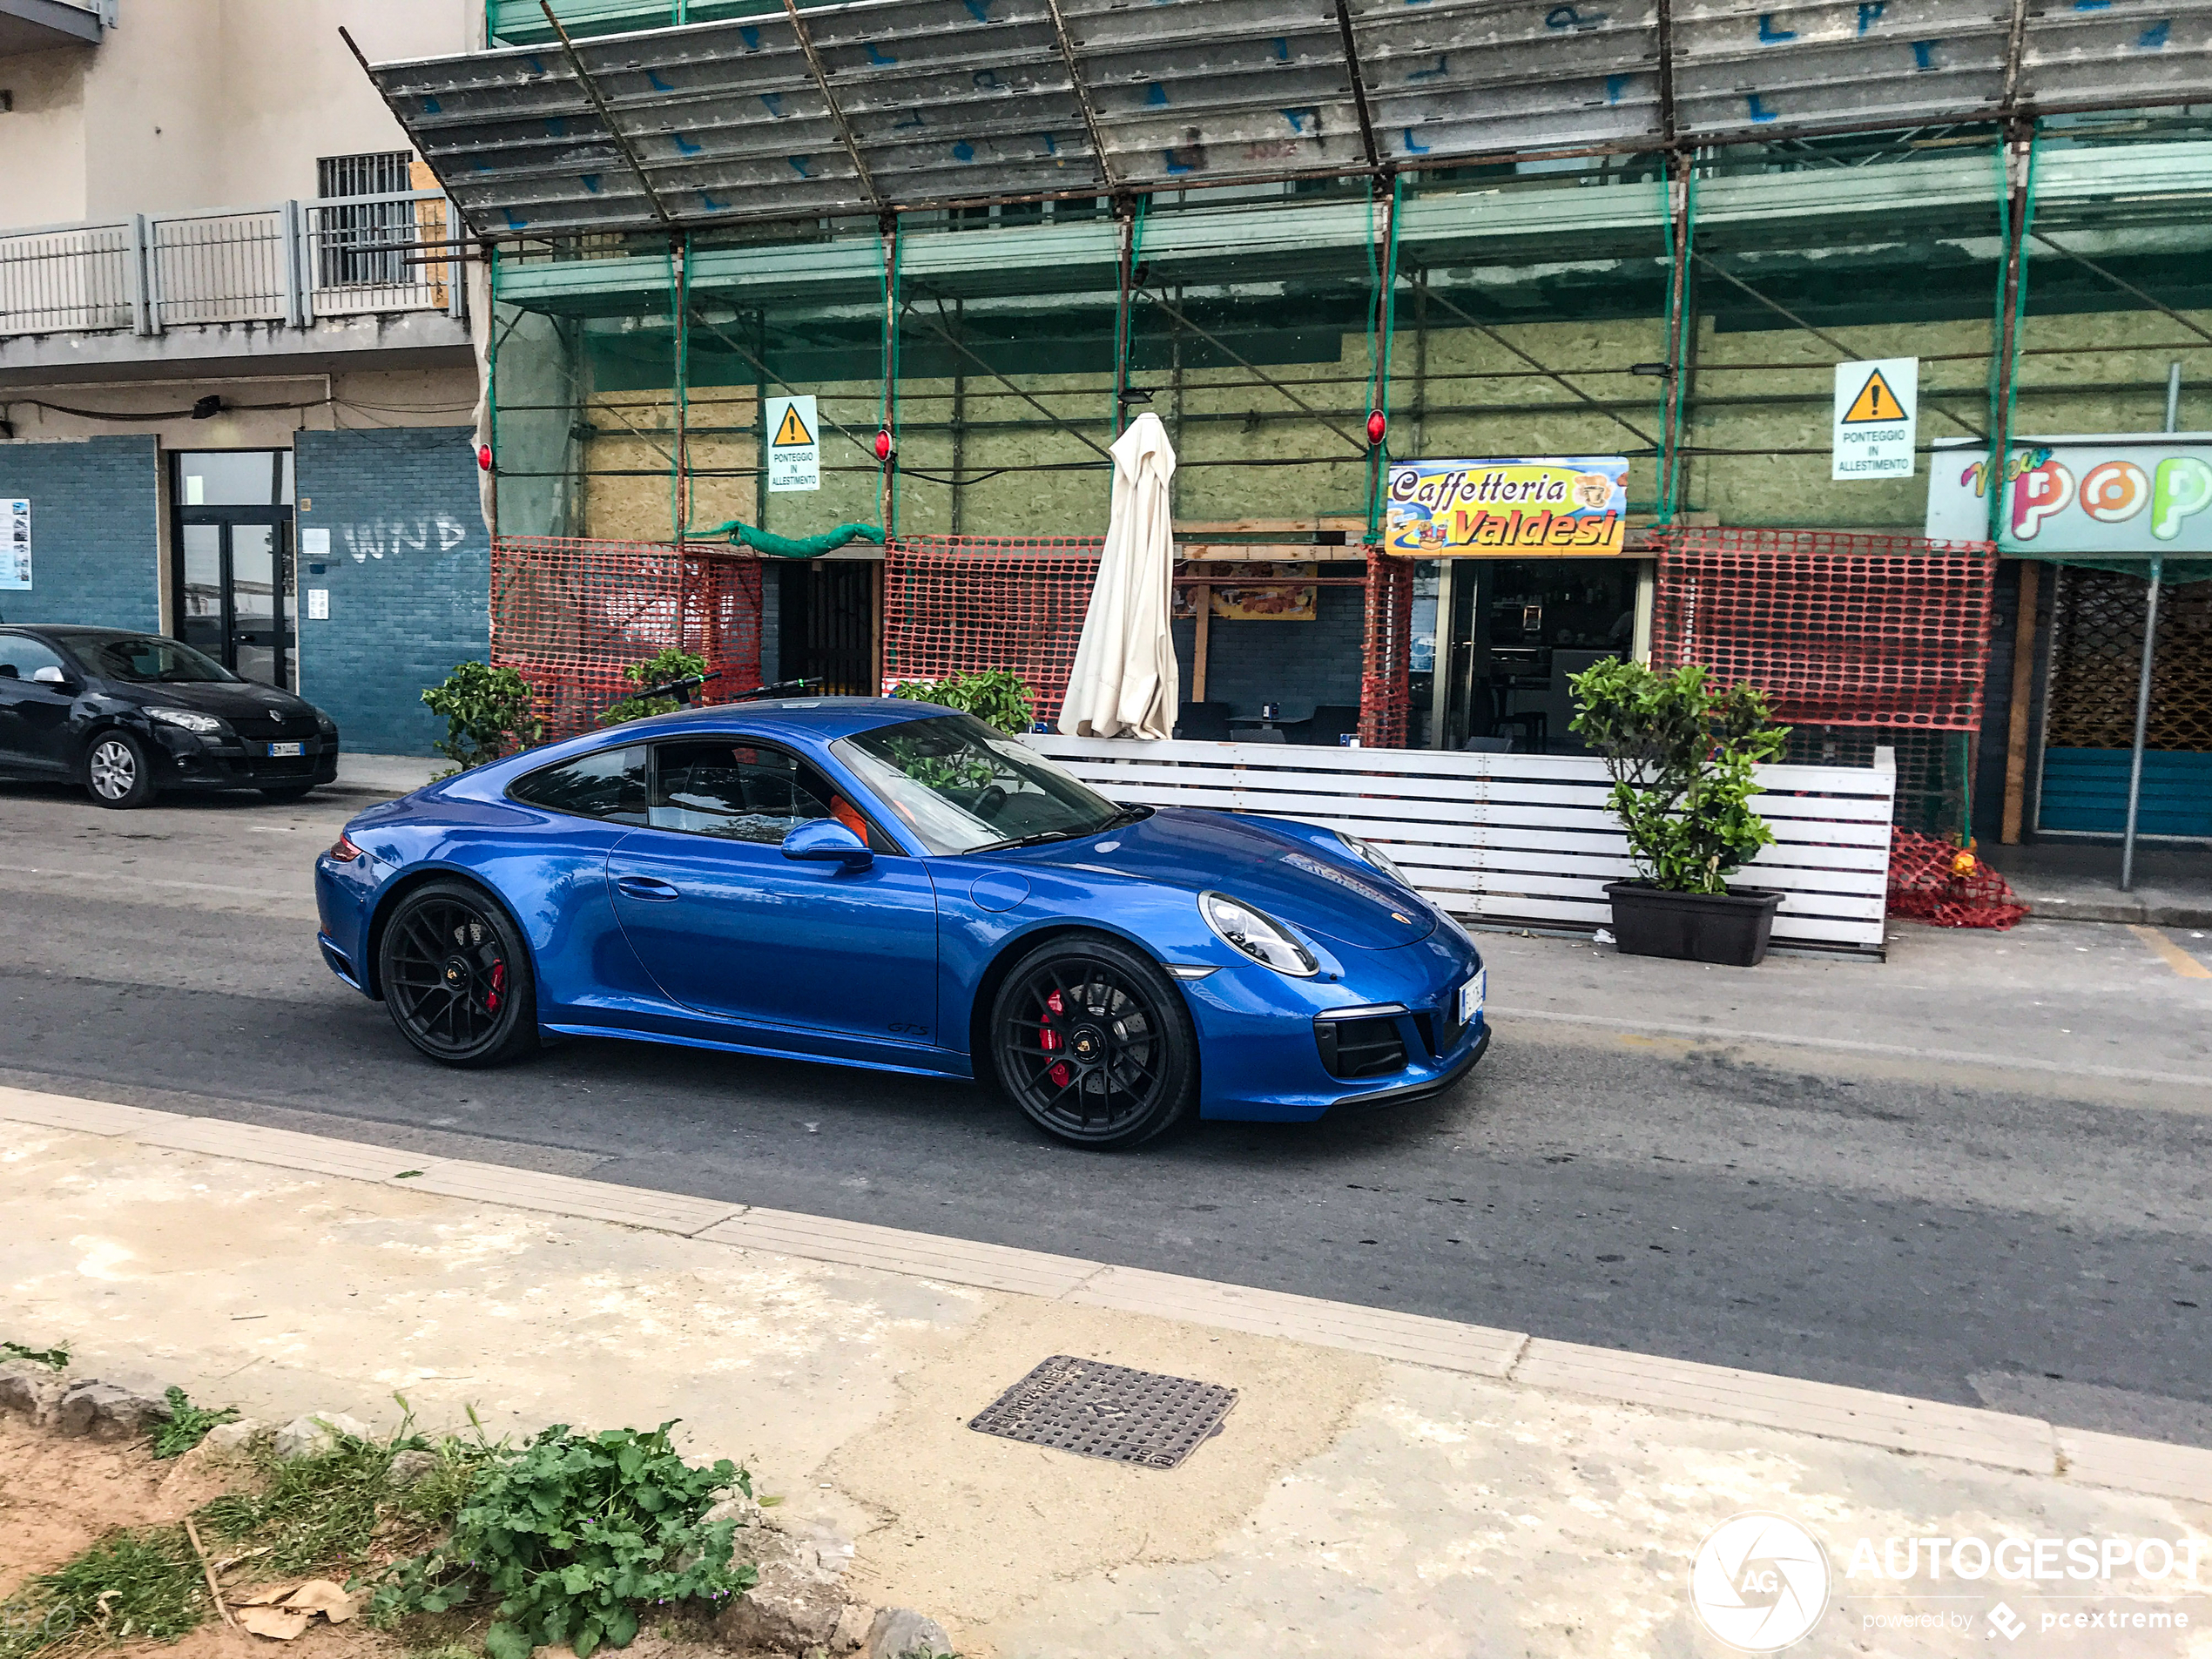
[149,1387,238,1460]
[0,1528,206,1659]
[372,1422,755,1659]
[198,1420,491,1577]
[1,1342,68,1371]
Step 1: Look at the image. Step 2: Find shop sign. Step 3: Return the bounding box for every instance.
[765,395,819,493]
[1385,458,1629,556]
[1925,435,2212,552]
[1832,358,1919,479]
[1,499,28,590]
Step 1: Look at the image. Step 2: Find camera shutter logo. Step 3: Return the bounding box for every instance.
[1690,1512,1831,1651]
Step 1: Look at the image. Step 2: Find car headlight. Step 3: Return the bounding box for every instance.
[149,707,225,735]
[1337,832,1411,887]
[1199,890,1318,977]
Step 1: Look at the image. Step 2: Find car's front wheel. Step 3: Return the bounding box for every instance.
[990,934,1197,1149]
[375,879,539,1068]
[84,730,156,809]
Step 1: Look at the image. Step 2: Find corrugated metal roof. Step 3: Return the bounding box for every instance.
[364,0,2212,238]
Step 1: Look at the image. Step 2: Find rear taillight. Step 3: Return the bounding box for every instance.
[329,833,363,861]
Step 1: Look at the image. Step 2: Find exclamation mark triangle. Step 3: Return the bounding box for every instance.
[1842,369,1905,424]
[772,403,815,447]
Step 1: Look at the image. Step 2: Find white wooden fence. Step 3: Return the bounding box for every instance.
[1027,736,1896,953]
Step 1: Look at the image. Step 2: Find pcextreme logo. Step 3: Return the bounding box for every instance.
[1690,1512,1833,1651]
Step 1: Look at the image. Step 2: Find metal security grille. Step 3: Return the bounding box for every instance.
[2046,568,2212,752]
[316,151,415,287]
[968,1356,1236,1470]
[490,536,765,739]
[881,536,1104,724]
[1650,529,2000,731]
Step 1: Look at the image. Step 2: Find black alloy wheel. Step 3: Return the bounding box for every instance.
[990,934,1197,1149]
[375,879,539,1068]
[83,729,156,809]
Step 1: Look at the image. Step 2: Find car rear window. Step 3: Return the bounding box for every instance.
[508,745,648,824]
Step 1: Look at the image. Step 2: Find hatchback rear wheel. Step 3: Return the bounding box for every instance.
[376,879,538,1068]
[990,934,1197,1149]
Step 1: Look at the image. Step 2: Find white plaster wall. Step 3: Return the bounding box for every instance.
[1,0,477,230]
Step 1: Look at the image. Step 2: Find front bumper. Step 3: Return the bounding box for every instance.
[1183,927,1491,1123]
[151,727,339,792]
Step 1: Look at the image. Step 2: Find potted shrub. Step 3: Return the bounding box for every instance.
[1567,658,1791,967]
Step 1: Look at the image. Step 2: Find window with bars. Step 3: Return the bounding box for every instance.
[316,151,415,287]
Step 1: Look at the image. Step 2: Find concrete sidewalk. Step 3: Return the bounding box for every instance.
[4,1085,2209,1657]
[1983,840,2212,929]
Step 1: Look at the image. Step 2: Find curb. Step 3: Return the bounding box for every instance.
[4,1082,2210,1507]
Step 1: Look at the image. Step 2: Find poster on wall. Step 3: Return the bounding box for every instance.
[1,500,28,590]
[1174,563,1318,621]
[1385,459,1629,556]
[1925,435,2212,552]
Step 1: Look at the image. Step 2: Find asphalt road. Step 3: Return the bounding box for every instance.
[3,780,2210,1448]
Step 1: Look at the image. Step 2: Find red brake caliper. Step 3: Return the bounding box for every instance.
[1042,989,1069,1089]
[486,960,506,1014]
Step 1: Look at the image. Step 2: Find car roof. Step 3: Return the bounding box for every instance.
[598,695,956,745]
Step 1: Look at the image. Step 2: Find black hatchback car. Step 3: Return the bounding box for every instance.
[0,625,340,808]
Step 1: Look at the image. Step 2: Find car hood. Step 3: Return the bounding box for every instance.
[1016,806,1434,951]
[112,680,321,719]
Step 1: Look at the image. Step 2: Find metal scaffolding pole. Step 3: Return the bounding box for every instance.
[2119,360,2182,892]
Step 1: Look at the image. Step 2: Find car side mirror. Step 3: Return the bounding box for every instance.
[30,665,73,688]
[781,818,873,870]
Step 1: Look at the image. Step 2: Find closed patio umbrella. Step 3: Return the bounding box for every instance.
[1059,412,1179,739]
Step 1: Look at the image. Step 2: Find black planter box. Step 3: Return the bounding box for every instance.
[1603,881,1784,968]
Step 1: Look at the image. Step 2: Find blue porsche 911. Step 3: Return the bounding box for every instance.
[314,697,1488,1148]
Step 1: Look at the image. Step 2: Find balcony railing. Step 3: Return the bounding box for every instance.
[0,191,467,341]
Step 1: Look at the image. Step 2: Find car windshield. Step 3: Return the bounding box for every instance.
[833,713,1127,854]
[67,632,237,684]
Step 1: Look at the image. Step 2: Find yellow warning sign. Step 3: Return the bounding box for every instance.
[772,402,815,447]
[1841,368,1906,425]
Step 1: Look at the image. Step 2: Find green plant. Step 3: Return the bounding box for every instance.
[0,1527,208,1656]
[150,1386,238,1460]
[422,663,543,772]
[598,649,708,727]
[370,1422,756,1659]
[1,1341,67,1370]
[199,1410,489,1576]
[889,669,1035,735]
[1568,659,1790,895]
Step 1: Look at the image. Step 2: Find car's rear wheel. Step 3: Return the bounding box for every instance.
[375,879,538,1068]
[84,730,156,809]
[990,934,1197,1149]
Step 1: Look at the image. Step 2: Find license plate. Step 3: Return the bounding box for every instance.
[1459,968,1486,1025]
[266,741,304,758]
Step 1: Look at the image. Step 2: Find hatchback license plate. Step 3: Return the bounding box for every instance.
[1459,968,1485,1025]
[266,741,304,758]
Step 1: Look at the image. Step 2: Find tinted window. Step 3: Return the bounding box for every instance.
[0,636,69,681]
[509,745,648,824]
[833,713,1123,854]
[64,632,235,684]
[651,739,893,850]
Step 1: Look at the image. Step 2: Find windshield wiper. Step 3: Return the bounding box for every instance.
[963,804,1151,856]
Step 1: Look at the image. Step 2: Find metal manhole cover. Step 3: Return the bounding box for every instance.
[968,1355,1238,1470]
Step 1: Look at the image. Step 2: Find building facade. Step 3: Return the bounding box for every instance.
[0,0,489,755]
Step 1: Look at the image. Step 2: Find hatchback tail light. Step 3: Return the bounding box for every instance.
[329,833,364,861]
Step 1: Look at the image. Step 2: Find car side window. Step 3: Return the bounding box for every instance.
[0,636,68,682]
[508,745,648,825]
[650,739,894,851]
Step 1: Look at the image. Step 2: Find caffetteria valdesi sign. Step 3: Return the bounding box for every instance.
[1385,458,1629,556]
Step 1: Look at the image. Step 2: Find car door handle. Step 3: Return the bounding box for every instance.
[615,875,681,901]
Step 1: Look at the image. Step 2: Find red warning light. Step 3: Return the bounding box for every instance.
[874,428,893,462]
[1366,410,1387,446]
[476,443,493,472]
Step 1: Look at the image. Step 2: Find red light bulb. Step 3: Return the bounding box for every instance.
[1366,410,1386,446]
[476,443,493,472]
[874,428,893,462]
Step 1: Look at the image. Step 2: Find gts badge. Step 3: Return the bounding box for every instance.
[888,1022,929,1037]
